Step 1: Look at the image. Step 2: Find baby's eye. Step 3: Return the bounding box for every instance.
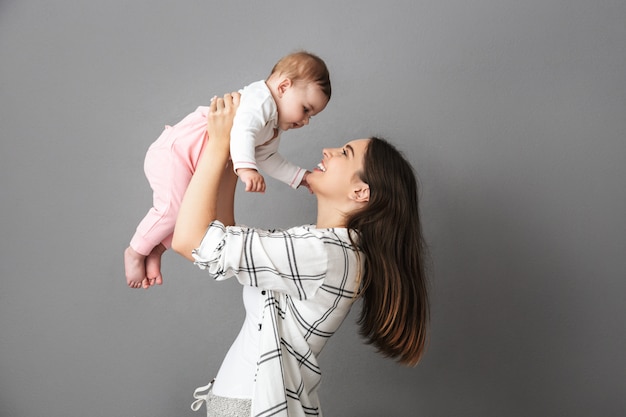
[304,107,310,113]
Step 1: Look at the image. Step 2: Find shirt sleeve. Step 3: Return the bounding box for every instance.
[192,221,329,300]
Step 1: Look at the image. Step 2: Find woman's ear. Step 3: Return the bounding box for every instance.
[351,184,370,203]
[277,78,292,97]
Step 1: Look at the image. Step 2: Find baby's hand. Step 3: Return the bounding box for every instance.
[299,171,313,194]
[238,168,266,193]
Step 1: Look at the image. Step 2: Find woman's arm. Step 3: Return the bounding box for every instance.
[172,93,240,261]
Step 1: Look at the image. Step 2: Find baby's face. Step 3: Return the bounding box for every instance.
[276,83,328,131]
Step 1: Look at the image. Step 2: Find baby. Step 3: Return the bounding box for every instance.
[124,51,331,289]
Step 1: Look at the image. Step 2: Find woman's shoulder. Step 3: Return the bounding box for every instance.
[235,224,354,244]
[290,225,357,251]
[276,224,350,236]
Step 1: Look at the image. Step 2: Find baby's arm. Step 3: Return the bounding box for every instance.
[299,171,313,193]
[229,85,275,192]
[237,168,266,193]
[257,151,307,190]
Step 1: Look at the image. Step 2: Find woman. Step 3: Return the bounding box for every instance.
[172,93,429,417]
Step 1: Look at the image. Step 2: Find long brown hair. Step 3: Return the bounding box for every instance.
[347,137,430,366]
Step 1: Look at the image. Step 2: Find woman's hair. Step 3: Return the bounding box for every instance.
[347,137,430,366]
[268,51,332,100]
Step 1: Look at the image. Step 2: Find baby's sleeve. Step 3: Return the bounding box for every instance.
[229,92,274,173]
[257,151,307,189]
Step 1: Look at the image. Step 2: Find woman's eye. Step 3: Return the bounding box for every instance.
[342,148,347,156]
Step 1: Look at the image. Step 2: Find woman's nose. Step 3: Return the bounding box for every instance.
[322,147,339,158]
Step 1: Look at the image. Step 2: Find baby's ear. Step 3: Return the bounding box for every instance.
[277,78,293,96]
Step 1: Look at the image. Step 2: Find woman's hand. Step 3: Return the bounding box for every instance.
[207,92,240,147]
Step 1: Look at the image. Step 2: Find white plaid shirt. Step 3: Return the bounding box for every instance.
[192,221,361,417]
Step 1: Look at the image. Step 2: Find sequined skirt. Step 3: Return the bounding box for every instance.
[191,380,252,417]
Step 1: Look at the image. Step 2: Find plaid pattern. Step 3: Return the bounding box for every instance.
[193,221,360,417]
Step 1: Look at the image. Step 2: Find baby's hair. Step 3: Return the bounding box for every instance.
[268,51,332,100]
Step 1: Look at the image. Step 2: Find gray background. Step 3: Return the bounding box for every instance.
[1,0,625,416]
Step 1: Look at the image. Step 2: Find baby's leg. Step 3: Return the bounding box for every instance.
[135,129,199,255]
[130,109,207,288]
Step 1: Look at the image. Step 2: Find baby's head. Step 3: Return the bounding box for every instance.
[267,51,331,131]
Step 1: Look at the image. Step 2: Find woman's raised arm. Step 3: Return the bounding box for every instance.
[172,93,240,261]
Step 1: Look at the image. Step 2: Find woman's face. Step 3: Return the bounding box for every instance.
[307,138,370,199]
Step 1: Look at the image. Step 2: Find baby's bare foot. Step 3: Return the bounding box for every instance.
[124,246,146,289]
[145,244,165,288]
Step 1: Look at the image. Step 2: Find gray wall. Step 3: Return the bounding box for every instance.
[1,1,625,416]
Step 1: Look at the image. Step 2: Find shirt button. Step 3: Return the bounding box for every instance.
[261,290,266,295]
[258,324,262,331]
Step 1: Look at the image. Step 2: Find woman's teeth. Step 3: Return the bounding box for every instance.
[317,163,326,172]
